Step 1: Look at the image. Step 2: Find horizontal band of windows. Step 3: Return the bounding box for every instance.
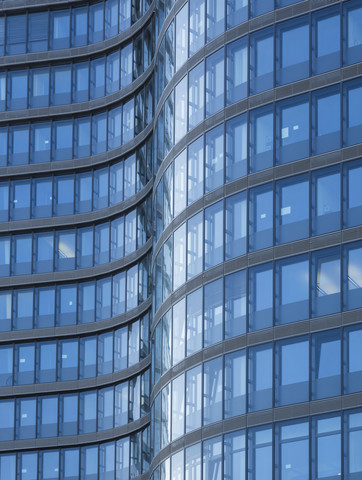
[153,240,362,370]
[0,368,150,441]
[151,407,362,480]
[0,0,152,57]
[0,83,153,165]
[151,325,362,454]
[154,63,362,181]
[154,78,362,245]
[0,210,151,277]
[0,312,150,388]
[0,252,151,330]
[0,25,154,112]
[0,423,151,479]
[153,157,362,313]
[0,160,152,226]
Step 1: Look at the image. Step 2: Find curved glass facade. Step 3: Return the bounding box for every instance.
[0,0,361,479]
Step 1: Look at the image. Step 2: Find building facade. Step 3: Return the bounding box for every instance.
[0,0,361,479]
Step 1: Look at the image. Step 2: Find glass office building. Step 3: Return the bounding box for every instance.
[0,0,361,479]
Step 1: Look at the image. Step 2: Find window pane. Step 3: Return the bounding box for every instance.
[276,337,309,406]
[248,344,273,411]
[276,256,309,325]
[312,329,341,400]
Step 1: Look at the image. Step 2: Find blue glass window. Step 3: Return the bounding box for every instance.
[276,95,309,164]
[74,118,91,159]
[15,344,34,385]
[312,167,341,236]
[203,357,223,425]
[13,290,33,330]
[0,400,14,440]
[29,69,49,108]
[312,247,341,317]
[249,263,273,331]
[37,342,56,383]
[11,180,30,220]
[277,18,309,85]
[249,184,273,252]
[30,124,51,163]
[6,15,26,55]
[34,233,54,274]
[248,344,273,411]
[73,62,89,103]
[344,326,362,394]
[225,270,246,338]
[346,410,362,478]
[105,0,119,39]
[75,172,93,213]
[188,62,205,130]
[225,192,247,259]
[344,244,362,311]
[0,346,12,386]
[249,105,273,173]
[312,86,341,155]
[176,5,188,70]
[312,329,341,400]
[276,175,309,244]
[12,235,32,275]
[9,126,29,165]
[276,421,309,480]
[89,3,104,43]
[204,278,223,346]
[224,350,246,417]
[205,124,224,192]
[312,415,341,479]
[32,178,51,219]
[51,65,71,105]
[50,11,70,50]
[8,71,28,110]
[188,137,204,205]
[275,337,309,406]
[53,120,73,161]
[204,201,223,269]
[121,43,133,88]
[226,114,247,181]
[175,77,188,144]
[227,0,248,28]
[80,336,97,378]
[248,426,272,480]
[38,396,58,437]
[203,436,222,479]
[90,58,105,100]
[275,256,309,325]
[17,398,36,439]
[72,7,88,47]
[106,51,120,95]
[77,227,93,269]
[250,28,274,94]
[206,49,224,116]
[344,160,362,228]
[250,0,272,18]
[92,113,107,155]
[187,212,203,280]
[122,99,134,144]
[35,287,55,328]
[344,2,362,66]
[226,37,247,104]
[55,176,74,216]
[344,81,362,147]
[55,231,75,272]
[312,7,340,74]
[189,0,205,56]
[58,339,78,380]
